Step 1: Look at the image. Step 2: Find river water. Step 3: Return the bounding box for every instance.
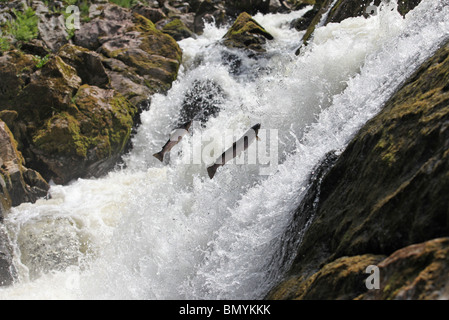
[1,0,448,299]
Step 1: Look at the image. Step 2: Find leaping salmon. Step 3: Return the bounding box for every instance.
[207,123,261,179]
[153,120,193,162]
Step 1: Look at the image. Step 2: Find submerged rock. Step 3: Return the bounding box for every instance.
[271,39,449,299]
[0,225,16,287]
[178,79,225,125]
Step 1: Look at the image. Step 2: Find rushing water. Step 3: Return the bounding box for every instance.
[1,0,448,300]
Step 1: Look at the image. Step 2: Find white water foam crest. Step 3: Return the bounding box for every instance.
[0,0,448,300]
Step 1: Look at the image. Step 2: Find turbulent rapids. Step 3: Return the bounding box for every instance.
[0,0,448,300]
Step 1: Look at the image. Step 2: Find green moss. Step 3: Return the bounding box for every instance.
[161,19,194,41]
[109,0,137,8]
[0,36,10,53]
[223,12,274,52]
[224,12,273,40]
[133,14,183,62]
[32,112,89,158]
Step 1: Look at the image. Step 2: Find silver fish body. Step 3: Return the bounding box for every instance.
[207,123,261,179]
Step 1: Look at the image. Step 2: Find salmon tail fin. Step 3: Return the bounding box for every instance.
[207,164,219,179]
[153,151,164,162]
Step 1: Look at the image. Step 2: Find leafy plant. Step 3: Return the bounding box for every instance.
[33,54,51,69]
[0,36,10,53]
[79,0,91,23]
[7,8,39,43]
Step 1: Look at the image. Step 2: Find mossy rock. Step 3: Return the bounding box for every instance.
[276,39,449,297]
[161,18,195,41]
[267,254,385,300]
[225,0,271,17]
[222,12,274,53]
[58,44,110,88]
[358,238,449,300]
[0,50,36,110]
[131,13,182,63]
[15,55,82,124]
[98,12,182,98]
[31,84,137,184]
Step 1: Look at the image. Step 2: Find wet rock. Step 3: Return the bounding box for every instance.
[271,39,449,299]
[0,3,182,186]
[269,238,449,300]
[193,0,227,34]
[288,0,316,10]
[290,6,319,31]
[298,0,423,52]
[0,225,16,287]
[178,79,225,125]
[222,12,274,53]
[17,215,80,280]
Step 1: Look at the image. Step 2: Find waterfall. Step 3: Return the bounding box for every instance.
[1,0,448,300]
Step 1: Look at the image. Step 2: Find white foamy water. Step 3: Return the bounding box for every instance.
[1,0,448,300]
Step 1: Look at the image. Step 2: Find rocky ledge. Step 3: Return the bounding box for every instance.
[268,36,449,300]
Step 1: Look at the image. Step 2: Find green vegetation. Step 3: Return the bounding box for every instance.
[62,0,78,5]
[33,54,51,69]
[7,8,39,43]
[0,36,10,53]
[109,0,138,9]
